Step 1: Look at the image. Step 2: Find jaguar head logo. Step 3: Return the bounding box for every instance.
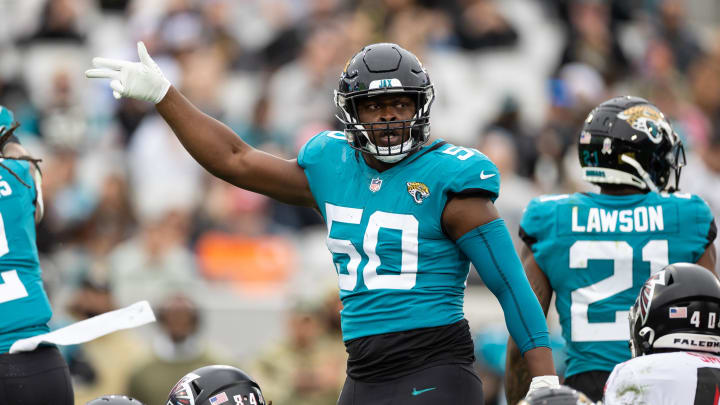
[617,105,670,144]
[407,182,430,204]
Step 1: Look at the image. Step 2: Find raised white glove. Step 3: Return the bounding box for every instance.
[526,375,560,396]
[85,41,170,104]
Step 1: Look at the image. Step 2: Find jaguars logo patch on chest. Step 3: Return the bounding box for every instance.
[407,182,430,204]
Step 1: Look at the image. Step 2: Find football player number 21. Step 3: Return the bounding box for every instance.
[0,213,28,304]
[325,203,418,291]
[569,240,668,342]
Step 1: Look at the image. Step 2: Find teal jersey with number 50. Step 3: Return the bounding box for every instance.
[520,191,716,378]
[299,131,500,341]
[0,159,50,353]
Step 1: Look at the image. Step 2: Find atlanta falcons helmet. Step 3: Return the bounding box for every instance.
[578,96,685,192]
[629,263,720,357]
[167,365,266,405]
[518,385,595,405]
[335,42,435,163]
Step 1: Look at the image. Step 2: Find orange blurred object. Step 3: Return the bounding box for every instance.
[196,232,296,295]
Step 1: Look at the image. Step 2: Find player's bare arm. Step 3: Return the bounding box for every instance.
[505,245,553,405]
[442,195,556,383]
[441,195,499,239]
[86,42,314,208]
[697,244,717,276]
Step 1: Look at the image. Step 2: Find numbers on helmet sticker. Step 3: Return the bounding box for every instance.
[234,394,244,405]
[582,150,599,167]
[569,239,668,342]
[442,146,477,161]
[249,393,257,405]
[691,311,701,328]
[0,212,27,304]
[709,313,716,329]
[325,204,418,291]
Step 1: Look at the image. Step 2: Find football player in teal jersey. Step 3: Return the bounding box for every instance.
[505,96,717,403]
[0,106,73,404]
[86,42,558,404]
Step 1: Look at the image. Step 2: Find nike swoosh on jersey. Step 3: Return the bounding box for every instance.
[480,171,496,180]
[412,387,437,396]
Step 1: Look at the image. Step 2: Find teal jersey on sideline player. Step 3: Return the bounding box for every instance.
[299,131,500,341]
[0,159,50,353]
[520,191,716,378]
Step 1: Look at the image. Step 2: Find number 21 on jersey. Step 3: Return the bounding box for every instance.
[570,239,668,341]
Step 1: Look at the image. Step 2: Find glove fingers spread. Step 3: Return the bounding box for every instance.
[92,57,131,70]
[85,68,119,79]
[85,44,170,103]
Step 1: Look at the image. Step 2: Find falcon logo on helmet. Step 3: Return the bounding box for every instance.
[168,372,201,405]
[639,270,666,326]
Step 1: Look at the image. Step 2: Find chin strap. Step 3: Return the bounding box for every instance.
[621,154,659,192]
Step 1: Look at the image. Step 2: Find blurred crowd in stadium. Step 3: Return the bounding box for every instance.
[1,0,720,403]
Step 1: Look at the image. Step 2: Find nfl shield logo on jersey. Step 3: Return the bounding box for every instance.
[369,178,382,192]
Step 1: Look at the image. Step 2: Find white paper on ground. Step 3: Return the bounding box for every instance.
[9,300,156,354]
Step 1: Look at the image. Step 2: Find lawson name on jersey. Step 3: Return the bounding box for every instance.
[571,205,664,233]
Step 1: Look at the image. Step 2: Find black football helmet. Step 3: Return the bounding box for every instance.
[86,395,145,405]
[629,263,720,357]
[167,365,266,405]
[578,96,685,192]
[518,385,595,405]
[335,42,435,163]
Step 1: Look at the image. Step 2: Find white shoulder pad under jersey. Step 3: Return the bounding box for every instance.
[604,351,720,405]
